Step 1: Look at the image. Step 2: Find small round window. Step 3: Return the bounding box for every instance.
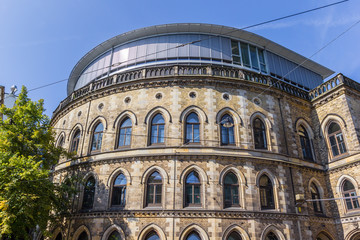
[189,92,197,98]
[124,97,131,104]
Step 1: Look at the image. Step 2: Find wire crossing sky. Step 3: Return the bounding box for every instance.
[0,0,359,116]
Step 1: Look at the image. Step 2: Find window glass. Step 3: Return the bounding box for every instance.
[240,43,250,67]
[259,175,274,209]
[258,49,267,73]
[186,232,201,240]
[55,233,62,240]
[227,231,242,240]
[119,117,132,147]
[82,177,95,210]
[342,180,360,210]
[231,40,241,65]
[112,173,127,206]
[310,183,322,213]
[108,231,121,240]
[249,46,259,70]
[265,232,278,240]
[299,125,313,161]
[220,114,235,145]
[224,172,239,208]
[150,114,165,144]
[146,171,162,205]
[327,122,346,157]
[185,171,201,206]
[78,232,88,240]
[71,129,81,153]
[253,118,267,149]
[186,113,200,143]
[91,123,104,151]
[145,232,160,240]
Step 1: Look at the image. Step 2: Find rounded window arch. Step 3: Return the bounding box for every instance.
[185,171,201,207]
[185,112,200,144]
[77,231,89,240]
[144,231,160,240]
[342,180,360,211]
[185,231,201,240]
[111,173,127,207]
[150,114,165,145]
[253,118,267,149]
[220,114,235,145]
[327,122,347,157]
[118,117,132,148]
[316,231,334,240]
[70,129,81,153]
[298,125,313,161]
[146,171,163,206]
[91,122,104,152]
[107,230,121,240]
[82,176,95,210]
[310,182,323,214]
[223,172,239,208]
[259,174,274,210]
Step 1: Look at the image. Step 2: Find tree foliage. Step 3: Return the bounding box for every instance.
[0,86,74,239]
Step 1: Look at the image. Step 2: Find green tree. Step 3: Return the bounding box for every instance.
[0,86,74,239]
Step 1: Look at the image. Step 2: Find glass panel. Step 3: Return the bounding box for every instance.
[345,193,353,210]
[231,40,240,55]
[258,49,267,73]
[250,46,259,70]
[232,186,239,204]
[112,187,121,205]
[221,126,229,145]
[108,231,121,240]
[224,173,238,184]
[125,128,132,146]
[193,125,200,143]
[94,123,104,132]
[228,231,242,240]
[149,172,162,183]
[153,114,165,124]
[186,172,200,183]
[328,122,340,134]
[187,232,201,240]
[55,233,62,240]
[147,185,154,204]
[119,129,125,147]
[329,136,339,156]
[145,231,160,240]
[82,177,95,209]
[265,232,278,240]
[336,133,346,154]
[78,232,88,240]
[115,174,127,185]
[240,43,250,67]
[151,125,158,144]
[186,124,193,143]
[158,125,165,143]
[121,118,132,127]
[186,185,192,204]
[343,180,355,191]
[186,113,199,123]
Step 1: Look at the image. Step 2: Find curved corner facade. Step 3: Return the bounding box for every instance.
[50,24,360,240]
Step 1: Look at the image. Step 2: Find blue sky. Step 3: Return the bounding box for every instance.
[0,0,359,116]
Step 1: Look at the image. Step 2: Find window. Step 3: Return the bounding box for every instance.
[82,177,95,210]
[310,183,323,214]
[118,117,132,147]
[108,231,121,240]
[259,175,274,210]
[227,231,242,240]
[55,233,62,240]
[186,232,201,240]
[91,122,104,152]
[328,122,346,157]
[265,232,278,240]
[253,118,267,149]
[146,171,162,206]
[220,114,235,145]
[185,113,200,143]
[145,231,160,240]
[150,114,165,144]
[57,135,64,148]
[224,172,239,208]
[185,171,201,206]
[342,180,359,211]
[78,232,88,240]
[111,173,127,207]
[70,129,81,153]
[299,125,313,161]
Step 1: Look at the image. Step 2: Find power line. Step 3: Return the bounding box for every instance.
[26,0,349,93]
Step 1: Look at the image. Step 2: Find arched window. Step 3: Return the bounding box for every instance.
[145,231,160,240]
[82,177,95,210]
[310,183,323,214]
[77,231,88,240]
[108,231,121,240]
[57,135,64,148]
[150,114,165,144]
[70,129,81,153]
[224,172,239,208]
[298,125,313,161]
[328,122,346,157]
[146,171,162,206]
[186,231,201,240]
[185,171,201,206]
[220,114,235,145]
[185,113,200,143]
[265,232,278,240]
[259,175,274,210]
[227,231,242,240]
[253,118,267,149]
[342,180,359,211]
[55,233,62,240]
[91,122,104,152]
[111,173,127,207]
[118,117,132,147]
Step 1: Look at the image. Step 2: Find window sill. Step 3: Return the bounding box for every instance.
[144,206,163,210]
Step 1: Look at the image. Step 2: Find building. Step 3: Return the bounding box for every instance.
[50,23,360,240]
